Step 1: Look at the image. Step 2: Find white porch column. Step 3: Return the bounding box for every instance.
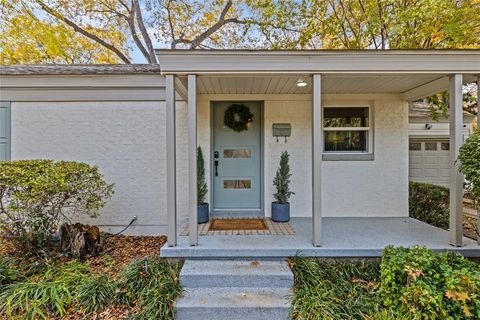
[449,74,464,247]
[166,74,177,247]
[312,74,322,246]
[188,74,198,246]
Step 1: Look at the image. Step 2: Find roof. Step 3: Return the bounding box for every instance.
[409,101,475,120]
[0,64,160,75]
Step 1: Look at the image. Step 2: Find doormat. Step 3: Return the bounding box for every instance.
[209,218,267,231]
[180,218,295,236]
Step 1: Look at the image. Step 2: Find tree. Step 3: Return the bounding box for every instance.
[273,151,294,204]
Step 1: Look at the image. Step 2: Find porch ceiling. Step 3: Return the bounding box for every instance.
[194,74,449,95]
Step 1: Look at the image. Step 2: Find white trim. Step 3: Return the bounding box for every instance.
[166,75,177,247]
[188,74,198,246]
[312,74,322,246]
[156,50,480,74]
[449,74,464,247]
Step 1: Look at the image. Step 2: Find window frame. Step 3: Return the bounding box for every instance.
[322,104,374,160]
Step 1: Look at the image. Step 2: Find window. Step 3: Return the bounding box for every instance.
[223,179,252,189]
[441,142,449,151]
[409,142,421,151]
[425,142,437,151]
[323,107,371,153]
[223,149,252,158]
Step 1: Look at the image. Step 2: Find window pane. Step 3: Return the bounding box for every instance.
[224,180,251,189]
[425,142,437,151]
[324,131,368,152]
[409,142,421,151]
[441,142,449,151]
[224,149,251,158]
[324,107,369,128]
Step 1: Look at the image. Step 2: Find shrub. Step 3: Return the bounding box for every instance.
[273,151,294,204]
[380,246,480,319]
[0,160,114,252]
[458,129,480,210]
[409,181,449,229]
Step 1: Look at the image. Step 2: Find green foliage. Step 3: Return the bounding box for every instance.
[0,257,22,286]
[0,160,114,252]
[117,257,182,319]
[76,274,116,314]
[409,181,449,229]
[380,246,480,319]
[197,147,208,205]
[458,130,480,210]
[0,261,90,319]
[273,151,294,204]
[290,257,381,319]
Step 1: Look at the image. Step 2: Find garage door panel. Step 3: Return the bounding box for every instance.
[409,139,450,186]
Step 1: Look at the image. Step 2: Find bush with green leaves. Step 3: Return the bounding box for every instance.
[409,181,449,229]
[273,151,294,204]
[380,246,480,319]
[197,146,208,205]
[458,129,480,210]
[0,160,114,251]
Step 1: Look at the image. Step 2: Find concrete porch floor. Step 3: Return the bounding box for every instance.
[160,217,480,258]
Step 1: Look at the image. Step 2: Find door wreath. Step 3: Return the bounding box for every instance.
[223,104,254,132]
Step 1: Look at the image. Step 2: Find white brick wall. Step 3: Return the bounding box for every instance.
[11,101,188,235]
[10,93,408,236]
[196,94,409,218]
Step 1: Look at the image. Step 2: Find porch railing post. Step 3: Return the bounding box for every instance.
[448,74,464,247]
[312,74,322,246]
[166,74,177,247]
[188,74,198,246]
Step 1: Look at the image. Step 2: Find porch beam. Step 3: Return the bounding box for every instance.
[175,77,188,101]
[188,74,198,246]
[166,74,177,247]
[448,74,464,247]
[312,74,322,246]
[400,76,448,101]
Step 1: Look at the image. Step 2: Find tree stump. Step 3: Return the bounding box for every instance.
[60,223,101,258]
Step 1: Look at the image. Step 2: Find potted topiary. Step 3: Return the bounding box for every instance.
[197,146,209,224]
[272,150,294,222]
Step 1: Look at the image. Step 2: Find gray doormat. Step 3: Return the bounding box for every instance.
[180,218,295,236]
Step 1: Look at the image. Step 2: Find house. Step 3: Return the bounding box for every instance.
[1,50,479,259]
[408,101,475,186]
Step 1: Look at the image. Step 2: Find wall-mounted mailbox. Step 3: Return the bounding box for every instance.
[272,123,291,142]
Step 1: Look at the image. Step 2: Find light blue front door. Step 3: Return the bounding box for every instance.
[212,102,262,212]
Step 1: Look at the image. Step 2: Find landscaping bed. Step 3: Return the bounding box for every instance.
[291,247,480,320]
[0,234,181,320]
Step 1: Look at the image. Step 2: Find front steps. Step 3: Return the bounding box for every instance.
[175,259,293,320]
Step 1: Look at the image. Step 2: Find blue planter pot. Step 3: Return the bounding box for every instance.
[271,202,290,222]
[197,203,209,224]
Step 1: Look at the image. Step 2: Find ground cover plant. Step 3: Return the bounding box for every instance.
[291,247,480,320]
[0,235,179,320]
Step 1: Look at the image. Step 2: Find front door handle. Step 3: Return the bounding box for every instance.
[214,151,219,177]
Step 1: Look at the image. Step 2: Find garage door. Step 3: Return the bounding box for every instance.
[409,139,450,186]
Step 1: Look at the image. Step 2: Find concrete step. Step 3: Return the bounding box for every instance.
[175,287,292,320]
[180,259,293,288]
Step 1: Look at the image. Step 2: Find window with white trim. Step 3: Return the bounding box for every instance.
[323,106,372,153]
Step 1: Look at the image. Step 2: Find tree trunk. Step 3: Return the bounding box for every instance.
[60,223,101,258]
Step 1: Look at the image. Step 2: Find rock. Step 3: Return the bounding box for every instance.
[60,223,102,258]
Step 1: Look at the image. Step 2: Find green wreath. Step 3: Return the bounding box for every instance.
[224,104,254,132]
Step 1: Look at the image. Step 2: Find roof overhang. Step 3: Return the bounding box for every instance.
[155,49,480,75]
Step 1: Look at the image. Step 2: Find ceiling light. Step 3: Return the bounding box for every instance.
[296,78,307,87]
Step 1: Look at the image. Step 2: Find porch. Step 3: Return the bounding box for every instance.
[157,50,480,253]
[160,217,480,258]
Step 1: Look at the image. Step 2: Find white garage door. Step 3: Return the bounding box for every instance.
[409,139,450,186]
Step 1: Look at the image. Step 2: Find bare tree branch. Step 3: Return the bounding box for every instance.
[133,0,156,63]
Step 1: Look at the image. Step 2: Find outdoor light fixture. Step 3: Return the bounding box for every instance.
[425,123,433,130]
[296,78,307,87]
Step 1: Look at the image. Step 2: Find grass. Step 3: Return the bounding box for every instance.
[290,257,382,320]
[0,256,182,320]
